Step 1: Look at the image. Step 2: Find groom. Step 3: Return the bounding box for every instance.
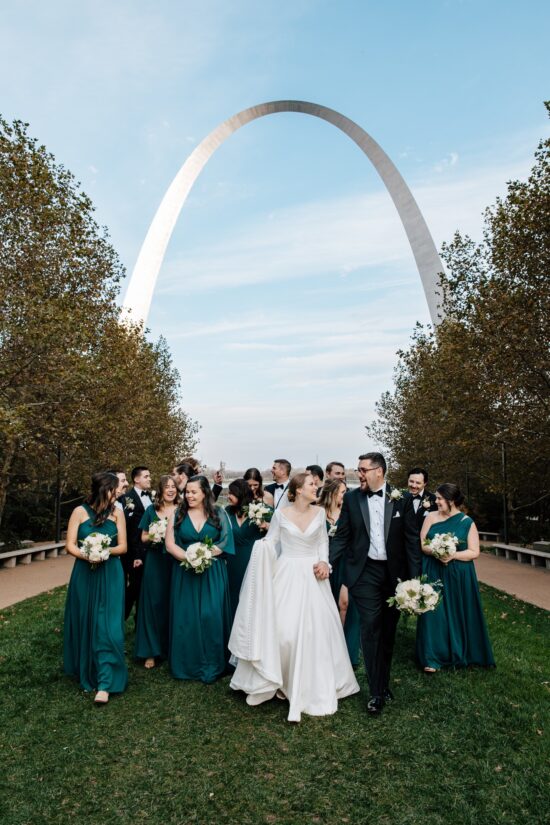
[328,452,420,714]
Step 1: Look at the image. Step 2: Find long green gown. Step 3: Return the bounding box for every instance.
[225,508,263,622]
[416,513,495,669]
[328,519,361,667]
[134,505,173,661]
[63,504,128,693]
[169,507,235,683]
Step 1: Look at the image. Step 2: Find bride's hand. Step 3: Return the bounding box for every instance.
[313,561,329,580]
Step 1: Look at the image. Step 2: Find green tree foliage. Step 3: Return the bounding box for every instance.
[367,105,550,541]
[0,117,198,536]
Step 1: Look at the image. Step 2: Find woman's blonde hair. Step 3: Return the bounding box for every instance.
[287,472,312,502]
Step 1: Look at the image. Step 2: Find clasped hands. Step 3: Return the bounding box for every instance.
[313,561,330,580]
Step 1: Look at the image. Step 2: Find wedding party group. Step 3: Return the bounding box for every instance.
[63,453,495,721]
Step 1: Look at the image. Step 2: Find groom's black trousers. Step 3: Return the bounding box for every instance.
[350,557,400,697]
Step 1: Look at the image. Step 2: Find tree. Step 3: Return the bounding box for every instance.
[367,104,550,540]
[0,117,198,537]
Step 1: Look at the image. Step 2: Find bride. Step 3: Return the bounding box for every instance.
[229,472,360,722]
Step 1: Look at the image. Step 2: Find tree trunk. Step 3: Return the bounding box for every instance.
[0,437,18,528]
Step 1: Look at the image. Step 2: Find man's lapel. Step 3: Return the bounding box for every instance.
[384,485,394,544]
[132,487,145,514]
[358,489,370,536]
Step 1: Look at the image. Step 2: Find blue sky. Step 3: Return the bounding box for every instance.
[2,0,548,471]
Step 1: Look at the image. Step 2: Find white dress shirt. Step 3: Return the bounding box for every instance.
[367,482,387,561]
[412,488,425,513]
[135,488,152,508]
[274,482,289,509]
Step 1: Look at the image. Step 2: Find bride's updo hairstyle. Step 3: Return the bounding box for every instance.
[436,483,465,509]
[287,472,312,502]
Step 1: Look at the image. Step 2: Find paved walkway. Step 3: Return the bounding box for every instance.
[0,547,548,612]
[0,554,74,610]
[474,551,550,611]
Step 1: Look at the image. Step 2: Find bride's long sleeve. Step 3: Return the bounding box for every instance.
[318,517,329,564]
[265,509,282,556]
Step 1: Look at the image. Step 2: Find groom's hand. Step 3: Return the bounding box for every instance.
[313,561,329,580]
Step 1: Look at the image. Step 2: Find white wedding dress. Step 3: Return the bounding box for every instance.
[229,507,360,722]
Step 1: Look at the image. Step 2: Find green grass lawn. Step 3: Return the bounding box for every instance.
[0,585,548,825]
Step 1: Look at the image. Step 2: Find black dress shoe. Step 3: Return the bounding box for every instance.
[367,696,384,715]
[383,688,394,703]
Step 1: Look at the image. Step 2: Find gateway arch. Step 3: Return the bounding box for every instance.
[123,100,444,325]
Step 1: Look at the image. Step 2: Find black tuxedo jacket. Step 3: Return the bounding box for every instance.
[329,485,421,587]
[121,487,149,564]
[212,483,222,502]
[406,490,438,532]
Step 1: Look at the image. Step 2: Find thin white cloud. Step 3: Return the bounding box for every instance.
[154,153,534,298]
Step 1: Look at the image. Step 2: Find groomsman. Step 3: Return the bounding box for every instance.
[306,464,324,494]
[406,467,437,531]
[106,468,128,510]
[265,459,291,510]
[325,461,346,481]
[329,452,419,715]
[122,466,153,622]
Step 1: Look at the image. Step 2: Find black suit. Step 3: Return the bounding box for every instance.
[212,483,223,502]
[121,488,150,621]
[406,490,438,533]
[330,484,420,698]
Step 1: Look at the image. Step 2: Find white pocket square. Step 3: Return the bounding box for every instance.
[392,511,401,518]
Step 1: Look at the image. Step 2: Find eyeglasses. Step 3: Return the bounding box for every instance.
[357,466,380,474]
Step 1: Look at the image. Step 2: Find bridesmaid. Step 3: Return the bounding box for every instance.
[244,467,274,507]
[416,483,495,672]
[165,475,235,683]
[225,479,264,622]
[319,480,361,667]
[135,474,179,669]
[64,471,128,704]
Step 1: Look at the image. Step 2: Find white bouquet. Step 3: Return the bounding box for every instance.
[245,501,274,529]
[79,532,111,569]
[180,538,217,574]
[423,532,458,560]
[387,576,442,616]
[147,518,167,544]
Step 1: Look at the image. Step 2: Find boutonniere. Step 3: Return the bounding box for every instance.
[388,488,403,501]
[125,496,135,511]
[328,524,338,538]
[422,497,432,509]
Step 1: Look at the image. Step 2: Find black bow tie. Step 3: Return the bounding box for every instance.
[140,491,149,497]
[413,494,422,500]
[275,484,285,490]
[367,489,384,498]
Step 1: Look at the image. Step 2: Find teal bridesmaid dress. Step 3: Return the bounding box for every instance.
[328,520,361,667]
[169,507,235,683]
[63,504,128,693]
[225,508,263,622]
[134,505,173,661]
[416,513,495,669]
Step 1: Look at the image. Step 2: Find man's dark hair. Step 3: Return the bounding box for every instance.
[105,467,124,476]
[306,464,324,481]
[174,462,195,477]
[274,459,291,477]
[326,461,345,474]
[358,452,387,475]
[131,466,149,482]
[408,467,428,484]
